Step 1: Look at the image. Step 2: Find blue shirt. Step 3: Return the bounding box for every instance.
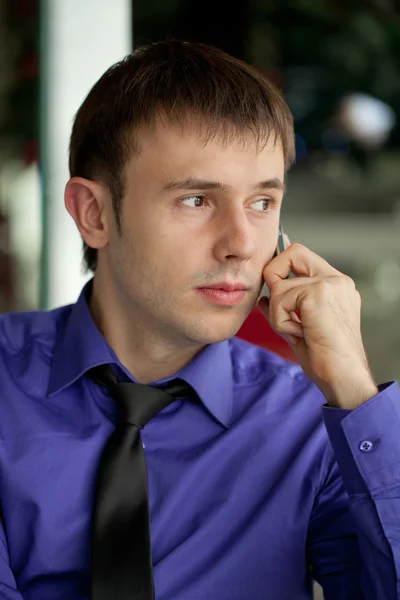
[0,282,400,600]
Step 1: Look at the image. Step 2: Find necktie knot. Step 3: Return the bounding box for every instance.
[88,364,195,428]
[112,382,175,428]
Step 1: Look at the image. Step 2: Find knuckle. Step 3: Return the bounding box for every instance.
[325,273,354,291]
[289,242,304,253]
[341,273,356,289]
[315,279,332,298]
[270,280,283,294]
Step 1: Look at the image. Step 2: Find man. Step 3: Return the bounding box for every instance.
[0,40,399,600]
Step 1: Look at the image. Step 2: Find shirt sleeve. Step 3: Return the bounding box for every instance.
[0,514,23,599]
[320,381,400,600]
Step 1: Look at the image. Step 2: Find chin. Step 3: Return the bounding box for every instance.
[185,310,250,345]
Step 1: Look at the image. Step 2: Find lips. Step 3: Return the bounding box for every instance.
[198,282,248,292]
[195,283,248,306]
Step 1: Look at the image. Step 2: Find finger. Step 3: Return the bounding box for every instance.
[268,285,305,339]
[269,272,318,294]
[290,310,302,324]
[264,274,312,323]
[258,297,304,345]
[264,243,340,286]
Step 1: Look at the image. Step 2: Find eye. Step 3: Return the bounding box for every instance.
[180,195,206,208]
[252,198,271,212]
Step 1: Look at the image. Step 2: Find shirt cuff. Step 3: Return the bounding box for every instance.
[322,381,400,495]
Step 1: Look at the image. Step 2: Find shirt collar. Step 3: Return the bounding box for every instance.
[48,281,233,429]
[48,280,117,398]
[175,341,233,428]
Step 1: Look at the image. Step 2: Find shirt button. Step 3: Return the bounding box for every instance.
[359,440,374,453]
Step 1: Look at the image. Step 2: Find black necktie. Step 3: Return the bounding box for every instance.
[87,364,195,600]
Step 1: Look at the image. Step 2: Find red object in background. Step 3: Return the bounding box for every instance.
[22,139,39,165]
[0,213,15,312]
[236,307,297,362]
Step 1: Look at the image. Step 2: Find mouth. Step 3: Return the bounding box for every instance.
[195,282,249,306]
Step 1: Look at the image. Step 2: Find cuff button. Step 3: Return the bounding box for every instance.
[359,440,374,453]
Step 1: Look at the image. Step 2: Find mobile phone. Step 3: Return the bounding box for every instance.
[258,222,288,301]
[276,222,287,255]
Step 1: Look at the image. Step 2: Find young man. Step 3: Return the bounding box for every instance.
[0,40,399,600]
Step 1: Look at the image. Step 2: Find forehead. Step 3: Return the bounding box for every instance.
[128,118,285,185]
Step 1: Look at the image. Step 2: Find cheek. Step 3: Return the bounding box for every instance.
[122,219,200,280]
[251,223,278,258]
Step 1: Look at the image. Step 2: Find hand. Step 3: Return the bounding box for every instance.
[258,242,378,409]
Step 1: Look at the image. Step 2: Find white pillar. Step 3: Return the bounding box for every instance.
[40,0,132,309]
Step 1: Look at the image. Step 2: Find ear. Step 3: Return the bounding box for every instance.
[65,177,110,251]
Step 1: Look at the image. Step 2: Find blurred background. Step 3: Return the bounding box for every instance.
[0,0,399,386]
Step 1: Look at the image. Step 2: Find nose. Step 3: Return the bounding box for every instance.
[213,206,256,263]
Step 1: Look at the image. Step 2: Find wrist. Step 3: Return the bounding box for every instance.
[322,372,378,409]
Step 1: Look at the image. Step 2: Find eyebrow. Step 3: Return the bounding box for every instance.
[162,177,286,194]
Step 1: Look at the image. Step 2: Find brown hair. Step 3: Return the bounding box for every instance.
[69,40,295,272]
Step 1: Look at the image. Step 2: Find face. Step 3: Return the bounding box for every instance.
[105,121,285,347]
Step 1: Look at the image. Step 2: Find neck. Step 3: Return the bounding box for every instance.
[89,275,203,384]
